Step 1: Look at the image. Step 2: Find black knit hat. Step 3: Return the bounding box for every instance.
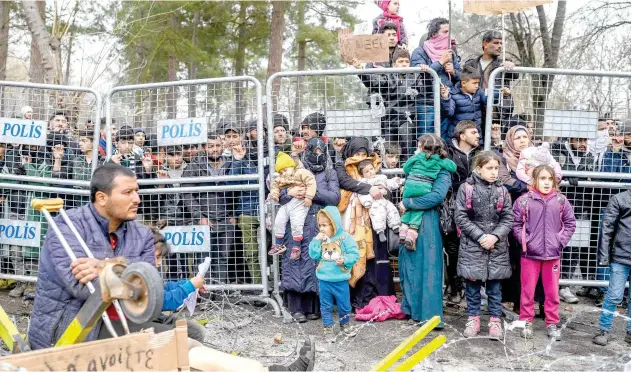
[301,112,327,136]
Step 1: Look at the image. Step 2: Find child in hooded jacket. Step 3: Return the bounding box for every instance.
[309,206,360,343]
[372,0,408,47]
[455,151,513,339]
[513,164,576,341]
[400,134,456,250]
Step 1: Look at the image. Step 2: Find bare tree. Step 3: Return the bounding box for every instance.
[22,0,62,84]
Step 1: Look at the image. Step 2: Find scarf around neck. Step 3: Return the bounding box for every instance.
[423,33,454,63]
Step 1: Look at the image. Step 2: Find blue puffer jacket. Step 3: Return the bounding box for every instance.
[28,203,155,350]
[229,157,260,217]
[440,83,488,143]
[163,280,196,311]
[410,46,461,89]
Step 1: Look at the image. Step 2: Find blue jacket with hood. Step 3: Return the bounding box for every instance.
[308,206,360,282]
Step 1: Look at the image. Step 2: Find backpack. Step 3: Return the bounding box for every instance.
[456,182,507,238]
[517,193,567,253]
[439,190,456,235]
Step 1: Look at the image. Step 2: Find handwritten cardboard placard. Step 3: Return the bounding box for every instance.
[464,0,552,15]
[338,30,389,64]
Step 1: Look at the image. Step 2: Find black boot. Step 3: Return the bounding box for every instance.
[268,338,316,371]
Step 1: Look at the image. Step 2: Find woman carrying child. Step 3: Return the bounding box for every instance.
[454,151,513,339]
[279,138,341,323]
[397,134,451,326]
[512,164,576,340]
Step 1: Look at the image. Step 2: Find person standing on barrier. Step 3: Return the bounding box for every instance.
[444,120,481,304]
[181,133,240,285]
[551,136,597,303]
[464,30,517,130]
[592,189,631,346]
[279,137,340,323]
[353,49,433,158]
[2,141,52,300]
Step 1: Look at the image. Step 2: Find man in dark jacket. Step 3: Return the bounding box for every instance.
[28,163,156,350]
[181,133,243,284]
[444,120,481,304]
[463,30,518,128]
[593,190,631,346]
[365,22,399,69]
[354,49,434,157]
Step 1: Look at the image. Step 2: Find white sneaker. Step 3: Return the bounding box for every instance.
[559,287,579,304]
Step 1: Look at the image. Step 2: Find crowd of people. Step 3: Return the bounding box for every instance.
[0,8,630,354]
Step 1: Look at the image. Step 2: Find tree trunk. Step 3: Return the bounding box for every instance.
[63,32,74,85]
[188,9,200,118]
[167,14,178,120]
[292,1,306,128]
[234,2,248,126]
[0,1,9,116]
[266,1,287,115]
[22,0,61,84]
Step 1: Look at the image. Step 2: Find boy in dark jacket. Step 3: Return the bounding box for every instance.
[353,49,434,157]
[593,190,631,346]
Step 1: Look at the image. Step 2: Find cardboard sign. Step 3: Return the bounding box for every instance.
[161,225,210,253]
[464,0,552,15]
[0,321,190,371]
[338,30,389,64]
[0,118,48,146]
[157,117,208,146]
[0,219,42,247]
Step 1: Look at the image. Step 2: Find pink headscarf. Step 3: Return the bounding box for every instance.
[423,33,456,63]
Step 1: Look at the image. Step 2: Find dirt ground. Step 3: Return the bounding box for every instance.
[1,288,630,371]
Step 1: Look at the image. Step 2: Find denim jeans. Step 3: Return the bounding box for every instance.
[416,104,435,137]
[319,280,352,327]
[465,279,502,318]
[598,262,631,333]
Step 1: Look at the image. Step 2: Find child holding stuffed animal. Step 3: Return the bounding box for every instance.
[372,0,408,48]
[516,142,563,185]
[309,206,360,343]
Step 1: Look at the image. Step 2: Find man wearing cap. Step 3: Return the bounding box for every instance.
[181,133,248,284]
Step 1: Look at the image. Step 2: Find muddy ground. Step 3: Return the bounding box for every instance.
[1,289,630,371]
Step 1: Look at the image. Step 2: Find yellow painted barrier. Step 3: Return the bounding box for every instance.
[370,316,445,372]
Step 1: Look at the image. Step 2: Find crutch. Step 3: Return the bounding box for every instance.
[33,198,128,338]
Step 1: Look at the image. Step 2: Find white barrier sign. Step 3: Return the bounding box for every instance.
[0,219,42,247]
[157,117,208,146]
[161,225,210,253]
[0,118,48,146]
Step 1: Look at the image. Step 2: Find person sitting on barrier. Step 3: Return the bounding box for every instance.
[372,0,408,49]
[352,49,433,158]
[592,189,631,347]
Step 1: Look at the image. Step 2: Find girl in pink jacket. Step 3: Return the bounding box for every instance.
[513,164,576,341]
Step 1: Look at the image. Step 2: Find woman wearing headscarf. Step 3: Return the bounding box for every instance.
[336,137,395,310]
[279,137,340,323]
[497,125,533,312]
[397,134,451,326]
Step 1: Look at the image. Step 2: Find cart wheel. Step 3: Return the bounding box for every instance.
[120,262,164,324]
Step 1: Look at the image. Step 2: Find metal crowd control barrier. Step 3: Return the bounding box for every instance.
[0,184,90,283]
[484,67,631,287]
[266,68,441,306]
[0,81,102,180]
[104,77,279,314]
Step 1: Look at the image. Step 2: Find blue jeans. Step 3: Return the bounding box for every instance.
[598,262,631,332]
[416,104,435,136]
[465,279,502,318]
[319,280,352,327]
